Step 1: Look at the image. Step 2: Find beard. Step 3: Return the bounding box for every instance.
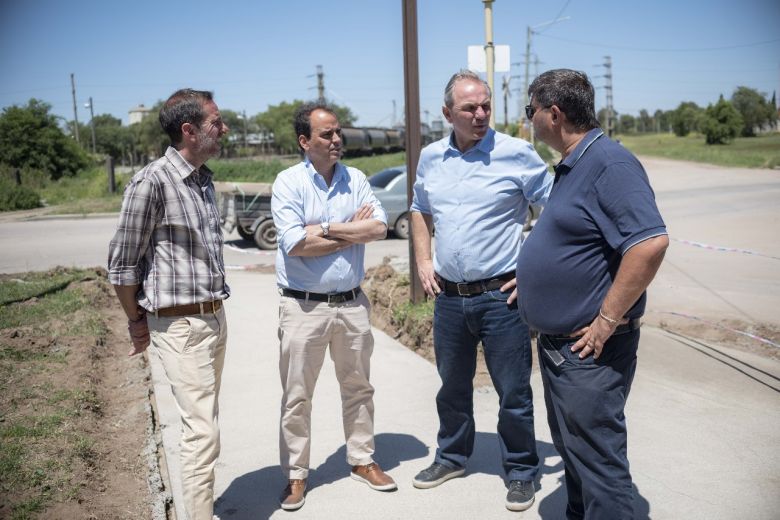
[195,131,221,158]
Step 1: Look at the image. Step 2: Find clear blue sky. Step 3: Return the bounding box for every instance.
[1,0,778,128]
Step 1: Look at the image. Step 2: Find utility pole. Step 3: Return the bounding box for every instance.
[603,56,614,137]
[482,0,495,128]
[241,109,248,149]
[502,75,510,130]
[70,73,80,144]
[402,0,424,303]
[316,65,325,103]
[392,99,397,127]
[85,97,96,153]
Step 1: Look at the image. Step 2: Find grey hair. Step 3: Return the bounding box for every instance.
[443,69,491,108]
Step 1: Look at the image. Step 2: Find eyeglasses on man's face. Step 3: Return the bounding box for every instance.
[525,104,551,120]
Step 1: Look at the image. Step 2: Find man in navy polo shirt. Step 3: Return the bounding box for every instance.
[517,69,669,519]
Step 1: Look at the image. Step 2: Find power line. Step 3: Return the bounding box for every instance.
[536,0,572,35]
[535,34,780,52]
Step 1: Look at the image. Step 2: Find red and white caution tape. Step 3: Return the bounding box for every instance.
[672,238,780,261]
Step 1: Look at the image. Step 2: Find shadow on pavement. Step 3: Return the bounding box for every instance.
[215,432,428,520]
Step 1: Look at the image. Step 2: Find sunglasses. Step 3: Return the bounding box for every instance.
[525,104,551,120]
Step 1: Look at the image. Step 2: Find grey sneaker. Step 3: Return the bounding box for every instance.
[505,480,535,511]
[412,462,465,489]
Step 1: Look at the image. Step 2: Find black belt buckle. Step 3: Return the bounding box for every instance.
[328,293,348,304]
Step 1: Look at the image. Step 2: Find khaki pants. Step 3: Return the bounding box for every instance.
[278,291,375,479]
[149,307,227,520]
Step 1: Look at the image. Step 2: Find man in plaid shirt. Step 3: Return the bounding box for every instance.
[108,88,229,520]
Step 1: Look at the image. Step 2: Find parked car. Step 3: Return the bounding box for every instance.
[368,165,410,239]
[368,165,541,239]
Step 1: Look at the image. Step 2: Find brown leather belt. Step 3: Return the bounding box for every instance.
[441,272,515,297]
[155,299,223,318]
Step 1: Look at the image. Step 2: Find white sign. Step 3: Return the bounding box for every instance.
[467,44,510,72]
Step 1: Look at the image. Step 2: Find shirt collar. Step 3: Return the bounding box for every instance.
[445,127,496,158]
[304,156,347,187]
[165,146,213,180]
[554,128,604,175]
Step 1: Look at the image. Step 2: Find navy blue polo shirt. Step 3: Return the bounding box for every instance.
[516,129,667,335]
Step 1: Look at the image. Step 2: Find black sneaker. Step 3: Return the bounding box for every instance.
[412,462,465,489]
[505,480,535,511]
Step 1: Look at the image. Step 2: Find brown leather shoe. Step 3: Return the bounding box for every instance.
[351,462,397,491]
[279,478,306,511]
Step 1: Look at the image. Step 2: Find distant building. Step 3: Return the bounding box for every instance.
[128,104,152,125]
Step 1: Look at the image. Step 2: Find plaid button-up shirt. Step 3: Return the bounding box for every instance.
[108,146,230,311]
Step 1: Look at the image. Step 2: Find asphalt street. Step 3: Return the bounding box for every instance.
[1,157,779,519]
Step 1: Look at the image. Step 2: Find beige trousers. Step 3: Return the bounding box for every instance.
[148,307,227,520]
[278,291,376,479]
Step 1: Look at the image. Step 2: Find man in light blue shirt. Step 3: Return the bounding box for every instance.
[271,102,396,512]
[410,70,552,512]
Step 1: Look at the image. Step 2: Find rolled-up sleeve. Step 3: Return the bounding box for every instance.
[410,155,431,214]
[271,173,308,255]
[519,143,553,205]
[356,172,388,226]
[107,178,157,285]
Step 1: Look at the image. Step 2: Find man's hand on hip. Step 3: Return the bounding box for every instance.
[501,277,518,305]
[570,314,625,359]
[416,258,441,298]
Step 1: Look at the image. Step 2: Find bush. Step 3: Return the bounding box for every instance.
[0,180,41,211]
[700,96,743,145]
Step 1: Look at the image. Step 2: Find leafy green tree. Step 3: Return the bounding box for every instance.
[255,100,358,155]
[731,86,776,137]
[700,95,743,145]
[618,114,636,134]
[0,99,89,179]
[133,101,168,160]
[671,101,702,137]
[637,109,653,133]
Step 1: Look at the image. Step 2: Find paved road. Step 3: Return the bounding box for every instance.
[1,157,779,518]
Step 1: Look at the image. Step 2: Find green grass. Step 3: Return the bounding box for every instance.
[0,268,106,336]
[618,132,780,169]
[343,152,406,175]
[392,298,435,326]
[0,267,106,518]
[209,156,298,183]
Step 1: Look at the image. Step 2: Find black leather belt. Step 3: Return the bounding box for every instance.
[441,272,515,297]
[542,318,642,341]
[281,287,361,304]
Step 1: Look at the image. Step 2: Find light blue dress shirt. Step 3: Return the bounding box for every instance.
[272,158,388,293]
[411,128,552,282]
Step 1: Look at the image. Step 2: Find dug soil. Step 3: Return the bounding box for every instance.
[0,271,158,519]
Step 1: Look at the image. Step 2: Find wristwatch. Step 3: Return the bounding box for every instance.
[321,221,330,236]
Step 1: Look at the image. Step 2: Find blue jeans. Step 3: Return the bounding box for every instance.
[538,329,639,520]
[432,290,538,481]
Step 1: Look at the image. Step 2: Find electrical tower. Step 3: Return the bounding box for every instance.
[602,56,614,137]
[316,65,325,103]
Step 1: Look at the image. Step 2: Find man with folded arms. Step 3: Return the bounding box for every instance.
[271,102,396,512]
[108,88,230,520]
[410,70,552,512]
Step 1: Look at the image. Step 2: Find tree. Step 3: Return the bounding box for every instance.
[671,101,702,137]
[699,96,743,145]
[255,100,358,155]
[637,109,653,133]
[618,114,636,134]
[731,86,776,137]
[0,99,89,179]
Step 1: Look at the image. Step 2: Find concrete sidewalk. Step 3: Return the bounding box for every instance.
[149,270,780,520]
